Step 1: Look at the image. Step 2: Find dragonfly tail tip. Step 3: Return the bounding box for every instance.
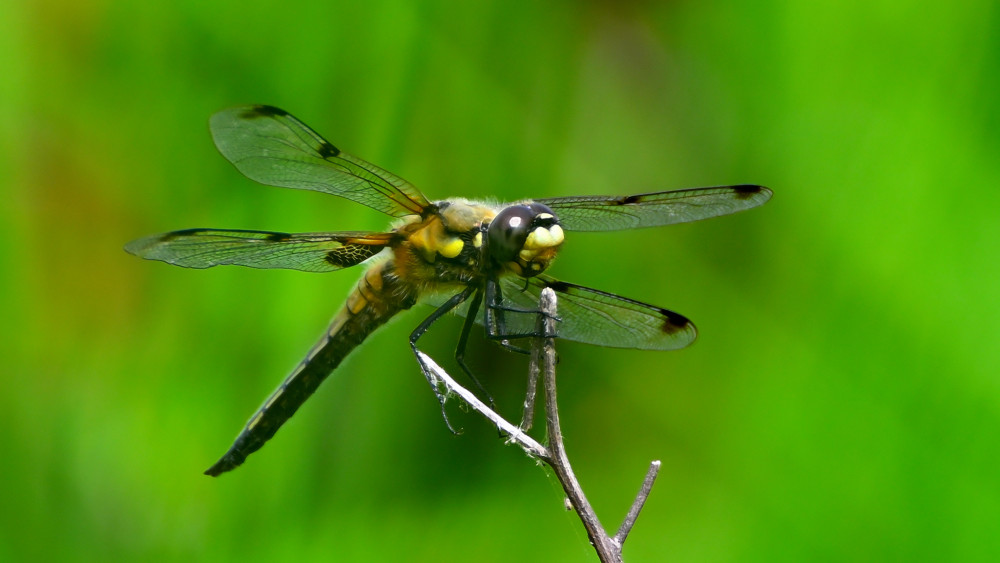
[204,452,245,477]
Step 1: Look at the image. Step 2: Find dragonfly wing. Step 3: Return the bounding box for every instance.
[498,275,696,350]
[432,275,696,351]
[210,105,431,217]
[534,184,772,232]
[125,229,394,272]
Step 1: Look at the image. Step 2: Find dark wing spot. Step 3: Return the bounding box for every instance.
[317,141,340,158]
[324,249,353,267]
[160,227,204,241]
[240,105,288,119]
[660,309,692,335]
[544,280,572,292]
[266,231,292,242]
[621,195,642,205]
[733,184,765,199]
[324,244,383,267]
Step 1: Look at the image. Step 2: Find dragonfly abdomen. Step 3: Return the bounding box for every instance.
[204,261,417,476]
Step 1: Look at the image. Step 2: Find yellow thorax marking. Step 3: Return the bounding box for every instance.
[405,215,445,262]
[406,200,497,262]
[439,237,464,258]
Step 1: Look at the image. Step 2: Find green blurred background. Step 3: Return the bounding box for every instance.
[3,0,998,561]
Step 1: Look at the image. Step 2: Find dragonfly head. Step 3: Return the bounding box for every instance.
[487,202,564,277]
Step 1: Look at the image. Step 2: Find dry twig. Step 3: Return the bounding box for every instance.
[417,288,660,562]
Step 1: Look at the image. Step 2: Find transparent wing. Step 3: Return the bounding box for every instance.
[124,228,394,272]
[210,105,431,217]
[534,185,772,232]
[436,275,696,351]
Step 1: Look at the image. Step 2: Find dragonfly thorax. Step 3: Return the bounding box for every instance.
[391,199,497,287]
[487,202,564,278]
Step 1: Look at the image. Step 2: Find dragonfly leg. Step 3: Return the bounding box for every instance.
[483,277,559,346]
[410,286,475,433]
[453,289,497,411]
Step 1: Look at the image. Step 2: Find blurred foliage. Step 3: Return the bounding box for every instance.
[3,0,999,561]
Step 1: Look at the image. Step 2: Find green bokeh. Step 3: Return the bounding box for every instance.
[4,0,998,561]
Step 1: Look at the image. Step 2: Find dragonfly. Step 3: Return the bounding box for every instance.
[126,105,772,476]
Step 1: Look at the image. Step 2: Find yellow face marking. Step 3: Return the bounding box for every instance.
[524,225,564,250]
[439,237,464,259]
[536,213,554,221]
[549,224,564,245]
[473,231,483,248]
[523,230,541,250]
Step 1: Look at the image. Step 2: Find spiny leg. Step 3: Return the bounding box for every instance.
[410,286,475,433]
[483,276,527,353]
[482,277,560,430]
[483,277,558,352]
[453,288,497,411]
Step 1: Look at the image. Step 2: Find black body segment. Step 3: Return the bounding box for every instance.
[204,262,417,475]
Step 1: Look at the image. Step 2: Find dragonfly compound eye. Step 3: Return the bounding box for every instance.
[488,203,563,276]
